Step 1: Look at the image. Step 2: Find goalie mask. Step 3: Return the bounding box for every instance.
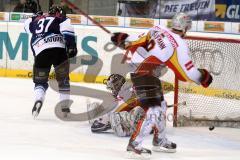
[103,74,126,98]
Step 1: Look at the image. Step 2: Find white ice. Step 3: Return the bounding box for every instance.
[0,77,240,160]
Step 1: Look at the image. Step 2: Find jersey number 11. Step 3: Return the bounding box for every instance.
[36,17,55,34]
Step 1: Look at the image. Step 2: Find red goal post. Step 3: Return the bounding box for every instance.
[173,34,240,128]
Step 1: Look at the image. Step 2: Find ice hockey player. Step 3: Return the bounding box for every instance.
[111,12,213,159]
[24,6,77,118]
[89,74,145,137]
[90,65,167,137]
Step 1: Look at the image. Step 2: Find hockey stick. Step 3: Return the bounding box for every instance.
[167,101,186,108]
[61,0,112,35]
[36,0,42,12]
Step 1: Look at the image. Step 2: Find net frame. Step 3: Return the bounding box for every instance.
[173,36,240,128]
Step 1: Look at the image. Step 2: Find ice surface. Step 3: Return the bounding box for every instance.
[0,77,240,160]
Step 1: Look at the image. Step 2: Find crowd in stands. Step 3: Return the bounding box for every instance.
[0,0,225,21]
[0,0,157,18]
[0,0,74,15]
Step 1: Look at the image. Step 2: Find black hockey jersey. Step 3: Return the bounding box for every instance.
[24,15,75,56]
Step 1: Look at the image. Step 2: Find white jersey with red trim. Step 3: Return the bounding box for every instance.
[127,25,202,84]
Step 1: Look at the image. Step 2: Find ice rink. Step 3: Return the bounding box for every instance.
[0,77,240,160]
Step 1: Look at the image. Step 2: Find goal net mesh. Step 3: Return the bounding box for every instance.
[176,37,240,128]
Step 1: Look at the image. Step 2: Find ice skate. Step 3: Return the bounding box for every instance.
[32,100,43,118]
[91,119,111,133]
[126,140,151,160]
[152,137,177,153]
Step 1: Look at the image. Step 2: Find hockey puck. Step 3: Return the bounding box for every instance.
[209,126,215,131]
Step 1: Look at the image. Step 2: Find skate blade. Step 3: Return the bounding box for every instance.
[32,101,42,119]
[152,146,176,153]
[32,111,39,119]
[125,151,151,160]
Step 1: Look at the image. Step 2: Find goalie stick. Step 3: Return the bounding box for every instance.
[167,101,186,108]
[86,100,187,124]
[55,97,186,122]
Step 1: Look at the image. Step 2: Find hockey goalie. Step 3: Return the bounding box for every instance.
[110,12,213,159]
[88,64,167,137]
[88,73,145,137]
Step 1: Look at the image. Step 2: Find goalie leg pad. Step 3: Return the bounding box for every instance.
[110,112,131,137]
[87,102,105,124]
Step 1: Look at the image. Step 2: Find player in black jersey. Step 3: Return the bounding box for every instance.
[24,6,77,118]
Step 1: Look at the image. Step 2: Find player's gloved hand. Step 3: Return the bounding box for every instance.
[111,32,129,49]
[66,45,78,58]
[198,69,213,88]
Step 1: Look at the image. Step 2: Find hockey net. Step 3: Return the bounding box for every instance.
[173,35,240,128]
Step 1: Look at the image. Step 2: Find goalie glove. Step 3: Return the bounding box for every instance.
[198,69,213,88]
[111,32,129,49]
[66,44,78,58]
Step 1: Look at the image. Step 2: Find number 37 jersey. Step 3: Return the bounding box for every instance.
[24,15,75,56]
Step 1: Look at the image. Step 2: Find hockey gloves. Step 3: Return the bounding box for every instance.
[66,44,78,58]
[198,69,213,88]
[111,32,129,49]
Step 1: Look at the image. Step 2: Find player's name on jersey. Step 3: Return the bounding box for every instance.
[43,35,64,44]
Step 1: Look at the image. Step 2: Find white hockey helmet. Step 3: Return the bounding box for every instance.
[172,12,192,32]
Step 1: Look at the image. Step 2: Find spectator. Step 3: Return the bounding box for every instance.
[13,0,39,13]
[118,0,159,18]
[60,0,74,15]
[0,1,2,11]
